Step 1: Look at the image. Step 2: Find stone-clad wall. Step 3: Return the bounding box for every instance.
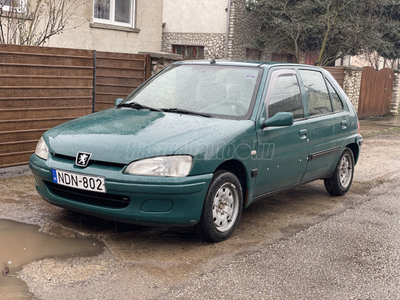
[343,67,363,112]
[139,51,183,76]
[227,0,263,60]
[161,33,226,60]
[391,70,400,115]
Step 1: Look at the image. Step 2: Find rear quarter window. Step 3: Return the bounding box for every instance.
[300,70,332,116]
[326,80,344,112]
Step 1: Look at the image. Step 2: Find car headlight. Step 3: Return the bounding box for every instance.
[35,136,49,160]
[124,156,193,177]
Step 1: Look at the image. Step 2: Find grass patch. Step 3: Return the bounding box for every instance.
[362,126,400,137]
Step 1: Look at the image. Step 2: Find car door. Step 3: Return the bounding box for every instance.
[254,69,309,197]
[298,69,348,181]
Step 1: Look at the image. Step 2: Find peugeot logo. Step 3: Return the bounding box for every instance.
[75,152,92,167]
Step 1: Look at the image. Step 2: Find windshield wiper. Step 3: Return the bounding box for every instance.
[117,102,163,112]
[161,108,212,118]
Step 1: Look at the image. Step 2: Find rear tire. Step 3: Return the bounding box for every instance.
[324,148,354,196]
[197,170,243,242]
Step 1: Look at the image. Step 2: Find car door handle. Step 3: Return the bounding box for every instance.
[341,120,347,129]
[299,129,308,139]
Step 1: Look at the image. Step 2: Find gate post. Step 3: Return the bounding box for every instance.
[391,70,400,116]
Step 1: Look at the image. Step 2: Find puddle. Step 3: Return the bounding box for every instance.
[0,219,104,299]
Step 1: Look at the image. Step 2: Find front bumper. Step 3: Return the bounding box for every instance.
[29,154,213,226]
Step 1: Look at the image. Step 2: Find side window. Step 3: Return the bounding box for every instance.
[327,80,344,111]
[266,71,304,119]
[300,70,332,116]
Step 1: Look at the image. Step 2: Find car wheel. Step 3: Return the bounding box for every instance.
[324,148,354,196]
[197,170,243,242]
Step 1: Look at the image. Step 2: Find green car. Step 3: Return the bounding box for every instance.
[29,61,363,242]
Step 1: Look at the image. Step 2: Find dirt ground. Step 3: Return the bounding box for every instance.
[0,117,399,299]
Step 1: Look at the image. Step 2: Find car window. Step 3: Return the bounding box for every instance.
[327,80,344,111]
[266,71,304,119]
[300,70,332,116]
[124,64,262,119]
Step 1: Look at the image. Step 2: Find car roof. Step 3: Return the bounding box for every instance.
[173,60,322,70]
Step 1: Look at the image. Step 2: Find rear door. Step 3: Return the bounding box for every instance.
[299,69,349,181]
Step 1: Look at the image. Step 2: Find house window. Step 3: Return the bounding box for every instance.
[0,0,26,12]
[94,0,135,27]
[272,52,296,63]
[246,48,261,61]
[172,45,204,60]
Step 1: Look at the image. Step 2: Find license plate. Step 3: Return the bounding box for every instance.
[51,169,106,193]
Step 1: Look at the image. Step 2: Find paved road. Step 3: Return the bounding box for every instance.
[1,120,400,299]
[161,176,400,299]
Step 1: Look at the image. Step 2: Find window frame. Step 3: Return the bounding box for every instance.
[93,0,136,28]
[264,69,305,121]
[325,78,344,112]
[172,45,205,60]
[299,69,334,118]
[0,0,26,13]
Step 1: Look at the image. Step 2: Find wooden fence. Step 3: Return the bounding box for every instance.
[0,45,349,169]
[0,44,146,168]
[323,66,345,87]
[94,51,147,112]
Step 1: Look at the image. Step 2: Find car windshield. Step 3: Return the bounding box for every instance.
[123,64,263,119]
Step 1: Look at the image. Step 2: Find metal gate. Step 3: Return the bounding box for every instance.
[358,66,394,118]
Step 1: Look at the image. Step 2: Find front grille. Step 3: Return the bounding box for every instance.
[52,153,126,169]
[46,181,130,208]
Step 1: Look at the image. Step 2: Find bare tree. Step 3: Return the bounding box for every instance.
[0,0,84,46]
[253,0,398,66]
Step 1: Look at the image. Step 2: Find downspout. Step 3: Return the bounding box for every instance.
[224,0,232,59]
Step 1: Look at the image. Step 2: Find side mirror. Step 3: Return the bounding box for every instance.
[114,98,124,107]
[261,112,294,129]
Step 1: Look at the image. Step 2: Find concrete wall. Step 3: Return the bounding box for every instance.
[162,0,227,34]
[48,0,163,54]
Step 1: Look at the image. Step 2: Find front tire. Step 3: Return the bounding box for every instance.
[197,170,243,242]
[324,148,355,196]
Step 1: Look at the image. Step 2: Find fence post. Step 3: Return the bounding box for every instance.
[92,50,97,113]
[145,54,151,80]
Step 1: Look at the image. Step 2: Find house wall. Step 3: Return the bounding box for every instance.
[161,0,228,59]
[47,0,163,54]
[162,0,227,34]
[162,0,261,60]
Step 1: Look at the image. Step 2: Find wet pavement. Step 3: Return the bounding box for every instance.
[0,220,103,299]
[0,115,399,299]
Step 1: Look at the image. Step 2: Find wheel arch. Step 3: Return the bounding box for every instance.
[345,143,360,164]
[215,160,248,207]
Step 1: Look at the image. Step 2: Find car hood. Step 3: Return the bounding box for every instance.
[45,109,234,164]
